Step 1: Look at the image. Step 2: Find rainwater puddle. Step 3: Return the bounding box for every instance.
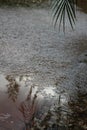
[0,74,68,130]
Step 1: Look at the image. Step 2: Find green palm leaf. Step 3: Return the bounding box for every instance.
[51,0,77,30]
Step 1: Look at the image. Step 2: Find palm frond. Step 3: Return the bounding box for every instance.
[51,0,77,30]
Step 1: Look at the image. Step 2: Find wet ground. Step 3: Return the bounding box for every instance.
[0,3,87,130]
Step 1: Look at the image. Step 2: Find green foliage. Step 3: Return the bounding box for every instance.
[51,0,77,30]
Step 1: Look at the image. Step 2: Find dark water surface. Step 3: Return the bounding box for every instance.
[0,74,68,130]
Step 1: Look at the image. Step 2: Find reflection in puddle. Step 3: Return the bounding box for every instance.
[0,74,68,130]
[0,113,11,121]
[42,87,55,96]
[0,74,87,130]
[6,75,20,102]
[19,85,38,130]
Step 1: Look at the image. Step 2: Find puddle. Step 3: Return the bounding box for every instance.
[0,74,87,130]
[0,74,68,130]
